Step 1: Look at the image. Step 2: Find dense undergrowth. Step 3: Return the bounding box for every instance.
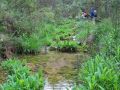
[73,19,120,90]
[0,0,95,55]
[0,59,44,90]
[0,0,120,90]
[1,19,120,90]
[47,19,96,52]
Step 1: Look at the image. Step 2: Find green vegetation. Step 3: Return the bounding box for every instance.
[75,55,120,90]
[0,0,120,89]
[73,19,120,90]
[0,59,44,90]
[75,20,96,40]
[0,0,96,55]
[72,0,120,88]
[49,20,95,52]
[17,33,43,54]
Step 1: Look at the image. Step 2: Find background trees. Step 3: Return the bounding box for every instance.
[0,0,119,56]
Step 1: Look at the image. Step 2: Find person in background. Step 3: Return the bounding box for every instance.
[90,7,94,19]
[81,9,88,19]
[90,7,97,24]
[94,9,97,18]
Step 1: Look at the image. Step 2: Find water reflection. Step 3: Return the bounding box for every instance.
[44,78,73,90]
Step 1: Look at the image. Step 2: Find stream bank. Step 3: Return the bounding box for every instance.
[20,51,89,89]
[0,51,89,89]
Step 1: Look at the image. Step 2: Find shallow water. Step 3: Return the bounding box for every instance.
[0,51,89,89]
[20,51,89,89]
[44,79,73,90]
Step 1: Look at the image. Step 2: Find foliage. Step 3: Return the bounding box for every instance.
[0,0,119,89]
[0,0,56,55]
[0,59,44,90]
[77,55,120,90]
[46,19,96,52]
[75,20,96,42]
[56,41,78,52]
[17,33,42,54]
[0,0,93,55]
[96,19,117,56]
[73,19,120,90]
[49,19,81,52]
[0,0,40,34]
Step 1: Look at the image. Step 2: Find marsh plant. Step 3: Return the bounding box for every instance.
[0,59,44,90]
[73,19,120,90]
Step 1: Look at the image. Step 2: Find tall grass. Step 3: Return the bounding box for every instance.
[76,20,96,41]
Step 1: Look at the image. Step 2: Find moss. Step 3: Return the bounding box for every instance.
[20,51,89,84]
[58,66,77,80]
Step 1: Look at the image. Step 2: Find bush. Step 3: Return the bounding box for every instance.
[0,59,44,90]
[0,0,50,55]
[57,41,78,52]
[18,33,42,54]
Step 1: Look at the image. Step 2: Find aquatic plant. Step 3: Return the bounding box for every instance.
[0,58,44,90]
[74,19,120,90]
[18,33,42,54]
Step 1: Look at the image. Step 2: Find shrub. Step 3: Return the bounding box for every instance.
[18,33,42,54]
[0,0,51,55]
[0,59,44,90]
[57,41,78,52]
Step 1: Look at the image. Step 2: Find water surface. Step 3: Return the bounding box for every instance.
[20,51,89,89]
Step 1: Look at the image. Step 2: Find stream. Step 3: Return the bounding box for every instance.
[0,51,89,90]
[20,51,89,90]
